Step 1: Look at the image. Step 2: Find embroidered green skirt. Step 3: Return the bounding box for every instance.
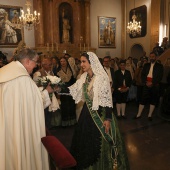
[70,103,130,170]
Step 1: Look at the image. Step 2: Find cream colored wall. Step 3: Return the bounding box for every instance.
[126,0,151,58]
[90,0,152,58]
[0,0,159,60]
[160,0,170,41]
[0,0,35,58]
[90,0,122,58]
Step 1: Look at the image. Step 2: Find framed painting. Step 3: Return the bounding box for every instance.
[129,5,147,38]
[98,16,116,48]
[0,5,23,48]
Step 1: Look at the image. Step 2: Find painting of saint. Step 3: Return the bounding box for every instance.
[0,6,22,47]
[98,16,116,48]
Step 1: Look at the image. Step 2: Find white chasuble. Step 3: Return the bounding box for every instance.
[0,61,49,170]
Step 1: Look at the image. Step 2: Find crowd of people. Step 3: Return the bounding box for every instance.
[101,52,170,122]
[23,50,170,124]
[1,47,170,170]
[153,37,170,56]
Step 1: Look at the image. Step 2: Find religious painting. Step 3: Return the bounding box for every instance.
[129,5,147,38]
[98,16,116,48]
[0,5,23,47]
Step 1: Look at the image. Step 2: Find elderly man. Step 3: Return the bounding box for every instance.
[33,57,60,128]
[103,56,114,90]
[33,56,54,78]
[103,55,115,104]
[0,48,53,170]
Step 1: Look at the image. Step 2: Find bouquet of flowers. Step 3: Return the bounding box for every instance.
[38,75,64,92]
[38,76,63,111]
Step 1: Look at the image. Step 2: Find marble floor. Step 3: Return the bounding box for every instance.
[50,101,170,170]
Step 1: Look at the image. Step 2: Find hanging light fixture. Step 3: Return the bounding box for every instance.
[19,0,40,30]
[127,0,141,37]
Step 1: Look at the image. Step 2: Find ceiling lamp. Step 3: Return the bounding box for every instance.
[127,1,141,37]
[19,0,40,30]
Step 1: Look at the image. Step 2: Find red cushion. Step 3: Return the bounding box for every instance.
[41,136,77,168]
[45,128,51,136]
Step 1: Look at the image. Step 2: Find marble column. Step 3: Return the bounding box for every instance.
[43,0,53,46]
[33,0,44,46]
[121,0,126,58]
[53,2,59,45]
[84,0,91,48]
[49,0,54,46]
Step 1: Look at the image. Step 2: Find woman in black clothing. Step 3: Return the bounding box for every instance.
[69,52,130,170]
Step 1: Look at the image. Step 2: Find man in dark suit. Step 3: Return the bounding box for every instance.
[135,51,164,120]
[114,60,132,118]
[103,56,114,92]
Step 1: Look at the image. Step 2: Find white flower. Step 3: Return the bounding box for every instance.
[38,76,63,92]
[46,76,61,84]
[38,77,47,84]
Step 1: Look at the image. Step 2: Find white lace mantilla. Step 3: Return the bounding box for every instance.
[69,52,113,110]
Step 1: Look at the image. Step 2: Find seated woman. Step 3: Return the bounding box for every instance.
[69,52,130,170]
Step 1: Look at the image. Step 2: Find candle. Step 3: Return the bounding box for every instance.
[80,43,81,51]
[84,43,85,51]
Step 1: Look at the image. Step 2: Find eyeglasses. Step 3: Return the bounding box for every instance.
[30,59,38,65]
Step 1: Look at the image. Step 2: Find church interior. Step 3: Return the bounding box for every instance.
[1,0,170,60]
[1,0,170,170]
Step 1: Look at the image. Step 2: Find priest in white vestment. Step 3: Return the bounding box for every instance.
[0,48,51,170]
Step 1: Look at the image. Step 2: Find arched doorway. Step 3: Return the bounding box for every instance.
[130,44,144,60]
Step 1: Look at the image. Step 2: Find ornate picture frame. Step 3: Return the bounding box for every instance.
[129,5,147,38]
[98,16,116,48]
[0,4,23,48]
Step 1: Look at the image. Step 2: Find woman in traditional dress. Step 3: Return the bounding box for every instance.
[69,52,130,170]
[51,56,60,76]
[126,59,137,101]
[57,57,77,126]
[134,57,148,104]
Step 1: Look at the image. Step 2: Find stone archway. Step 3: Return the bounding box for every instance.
[130,43,144,60]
